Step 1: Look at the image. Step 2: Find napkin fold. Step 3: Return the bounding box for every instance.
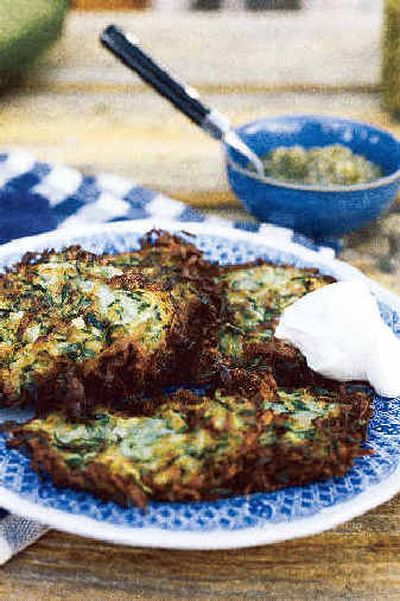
[0,150,333,563]
[0,510,48,564]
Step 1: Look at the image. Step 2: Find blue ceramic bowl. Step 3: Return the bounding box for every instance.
[225,115,400,239]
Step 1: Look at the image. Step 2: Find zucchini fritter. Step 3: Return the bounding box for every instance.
[3,231,373,507]
[218,261,334,362]
[0,233,221,417]
[195,260,335,386]
[8,371,371,508]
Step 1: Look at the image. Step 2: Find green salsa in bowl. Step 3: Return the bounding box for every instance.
[257,144,382,187]
[225,115,400,239]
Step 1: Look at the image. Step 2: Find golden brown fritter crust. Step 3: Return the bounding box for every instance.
[8,369,372,508]
[4,231,374,508]
[7,369,272,507]
[193,258,336,387]
[0,232,223,418]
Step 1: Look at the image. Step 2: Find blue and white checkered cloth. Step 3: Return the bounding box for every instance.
[0,150,334,563]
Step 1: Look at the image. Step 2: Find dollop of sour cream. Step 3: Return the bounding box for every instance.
[275,280,400,398]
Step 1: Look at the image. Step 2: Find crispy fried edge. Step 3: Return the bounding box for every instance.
[0,232,223,418]
[235,384,372,495]
[7,372,372,508]
[2,231,375,507]
[7,370,276,508]
[192,257,336,387]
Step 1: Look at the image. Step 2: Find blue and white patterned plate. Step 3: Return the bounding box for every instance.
[1,219,400,550]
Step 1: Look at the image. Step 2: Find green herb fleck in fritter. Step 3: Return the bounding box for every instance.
[8,373,370,507]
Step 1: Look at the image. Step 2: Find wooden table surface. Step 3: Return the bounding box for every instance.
[2,9,400,599]
[2,494,400,600]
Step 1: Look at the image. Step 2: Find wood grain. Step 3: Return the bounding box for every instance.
[2,10,400,598]
[0,86,388,198]
[0,9,386,198]
[39,10,383,89]
[2,495,400,600]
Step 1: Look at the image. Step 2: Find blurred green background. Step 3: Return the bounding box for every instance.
[0,0,68,85]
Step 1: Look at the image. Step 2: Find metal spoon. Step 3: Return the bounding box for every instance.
[100,25,264,176]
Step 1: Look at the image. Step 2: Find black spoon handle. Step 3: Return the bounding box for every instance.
[100,25,229,141]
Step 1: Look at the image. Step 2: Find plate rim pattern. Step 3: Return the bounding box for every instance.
[1,218,400,550]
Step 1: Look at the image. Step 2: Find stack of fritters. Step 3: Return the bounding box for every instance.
[3,231,372,507]
[0,232,221,417]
